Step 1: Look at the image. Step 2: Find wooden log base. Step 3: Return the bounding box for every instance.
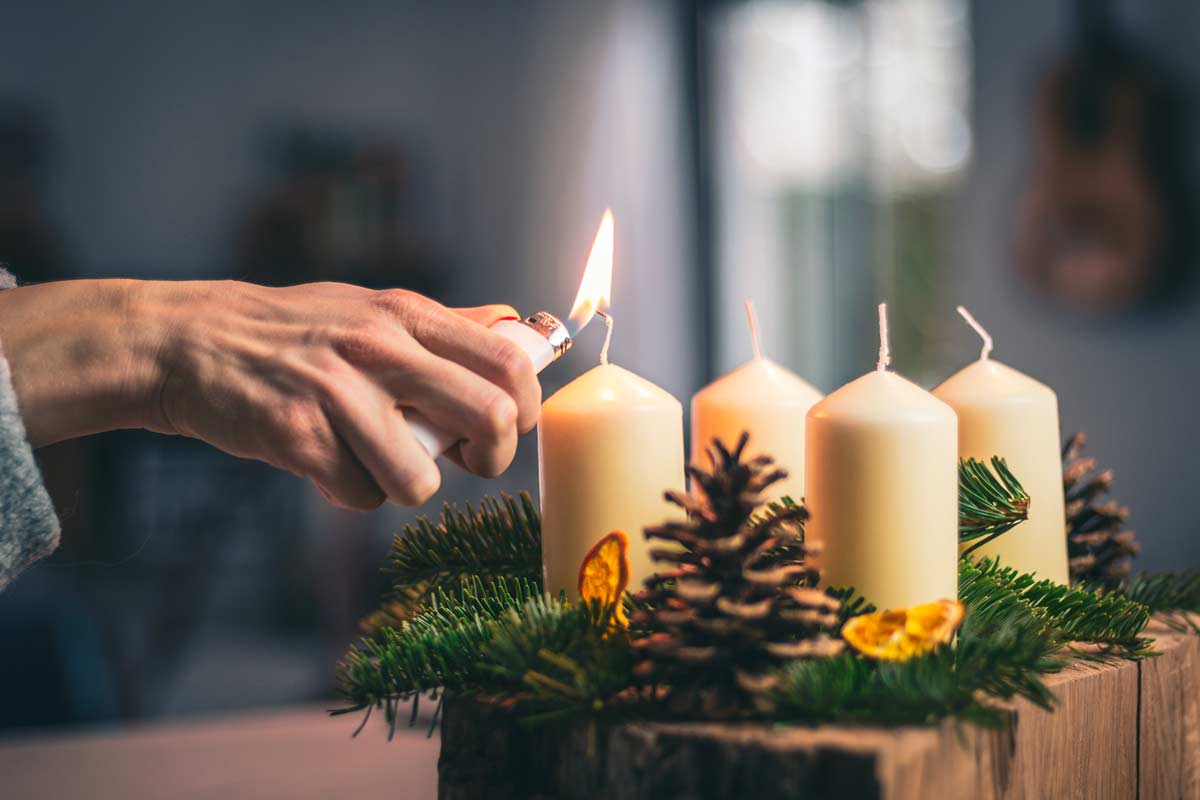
[438,629,1200,800]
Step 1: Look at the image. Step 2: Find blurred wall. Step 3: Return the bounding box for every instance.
[961,0,1200,572]
[0,0,697,396]
[0,0,700,529]
[0,0,698,722]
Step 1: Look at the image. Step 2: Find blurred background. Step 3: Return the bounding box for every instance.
[0,0,1197,732]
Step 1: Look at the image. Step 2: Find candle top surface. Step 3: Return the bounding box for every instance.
[808,370,955,426]
[933,359,1055,406]
[694,357,823,407]
[543,363,681,414]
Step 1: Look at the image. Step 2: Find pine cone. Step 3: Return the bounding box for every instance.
[1064,433,1140,587]
[630,432,843,718]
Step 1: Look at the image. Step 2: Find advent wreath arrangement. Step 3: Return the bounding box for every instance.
[333,432,1199,736]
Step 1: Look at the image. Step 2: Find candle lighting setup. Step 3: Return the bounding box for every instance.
[10,8,1200,795]
[341,294,1200,800]
[406,209,615,457]
[536,216,686,597]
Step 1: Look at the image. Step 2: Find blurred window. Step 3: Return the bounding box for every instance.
[709,0,972,385]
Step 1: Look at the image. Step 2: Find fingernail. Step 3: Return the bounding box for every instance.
[497,315,520,322]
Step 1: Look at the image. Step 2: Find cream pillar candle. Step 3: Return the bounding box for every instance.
[691,301,822,501]
[932,307,1069,584]
[805,305,958,610]
[538,315,686,597]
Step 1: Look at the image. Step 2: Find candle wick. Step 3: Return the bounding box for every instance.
[744,298,764,360]
[597,309,614,366]
[876,303,891,372]
[956,305,993,361]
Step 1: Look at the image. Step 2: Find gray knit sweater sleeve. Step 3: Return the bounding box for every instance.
[0,268,61,590]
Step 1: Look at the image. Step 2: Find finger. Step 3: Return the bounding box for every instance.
[321,374,442,507]
[454,304,520,327]
[377,294,540,433]
[265,399,386,511]
[329,327,525,472]
[393,351,520,478]
[311,434,388,511]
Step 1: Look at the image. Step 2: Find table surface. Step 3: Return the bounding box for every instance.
[0,704,440,799]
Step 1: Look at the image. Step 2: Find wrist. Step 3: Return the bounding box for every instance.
[0,279,170,446]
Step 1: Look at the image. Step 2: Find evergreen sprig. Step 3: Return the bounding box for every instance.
[335,558,1084,732]
[749,496,808,563]
[825,586,877,628]
[377,493,542,623]
[335,579,629,734]
[481,600,637,724]
[769,558,1061,726]
[335,576,540,734]
[1114,571,1200,633]
[965,558,1153,659]
[959,457,1031,554]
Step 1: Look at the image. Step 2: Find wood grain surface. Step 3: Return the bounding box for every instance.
[1139,624,1200,800]
[439,628,1199,800]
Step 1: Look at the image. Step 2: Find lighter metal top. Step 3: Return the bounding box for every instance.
[523,310,572,357]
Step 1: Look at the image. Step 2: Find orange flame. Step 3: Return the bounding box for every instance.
[567,209,614,334]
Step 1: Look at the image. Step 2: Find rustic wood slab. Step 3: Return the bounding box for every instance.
[997,655,1139,800]
[1139,624,1200,800]
[439,629,1200,800]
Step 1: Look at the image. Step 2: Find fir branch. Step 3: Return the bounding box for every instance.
[1114,571,1200,633]
[769,559,1061,727]
[481,600,636,723]
[959,457,1031,555]
[965,558,1153,659]
[335,579,629,732]
[380,492,542,622]
[750,496,809,563]
[335,576,540,728]
[749,495,805,528]
[825,586,877,628]
[769,649,995,726]
[956,558,1064,706]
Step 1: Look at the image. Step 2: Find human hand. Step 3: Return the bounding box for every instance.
[0,279,541,509]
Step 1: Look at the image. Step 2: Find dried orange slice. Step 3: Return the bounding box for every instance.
[841,599,964,661]
[578,531,631,627]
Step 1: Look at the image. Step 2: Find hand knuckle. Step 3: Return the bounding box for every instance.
[332,326,385,364]
[494,338,532,386]
[274,407,333,479]
[273,400,316,440]
[481,391,518,438]
[371,288,420,319]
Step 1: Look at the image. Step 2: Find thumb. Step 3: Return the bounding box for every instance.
[453,304,521,328]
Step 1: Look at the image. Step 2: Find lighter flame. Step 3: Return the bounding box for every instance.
[567,209,614,335]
